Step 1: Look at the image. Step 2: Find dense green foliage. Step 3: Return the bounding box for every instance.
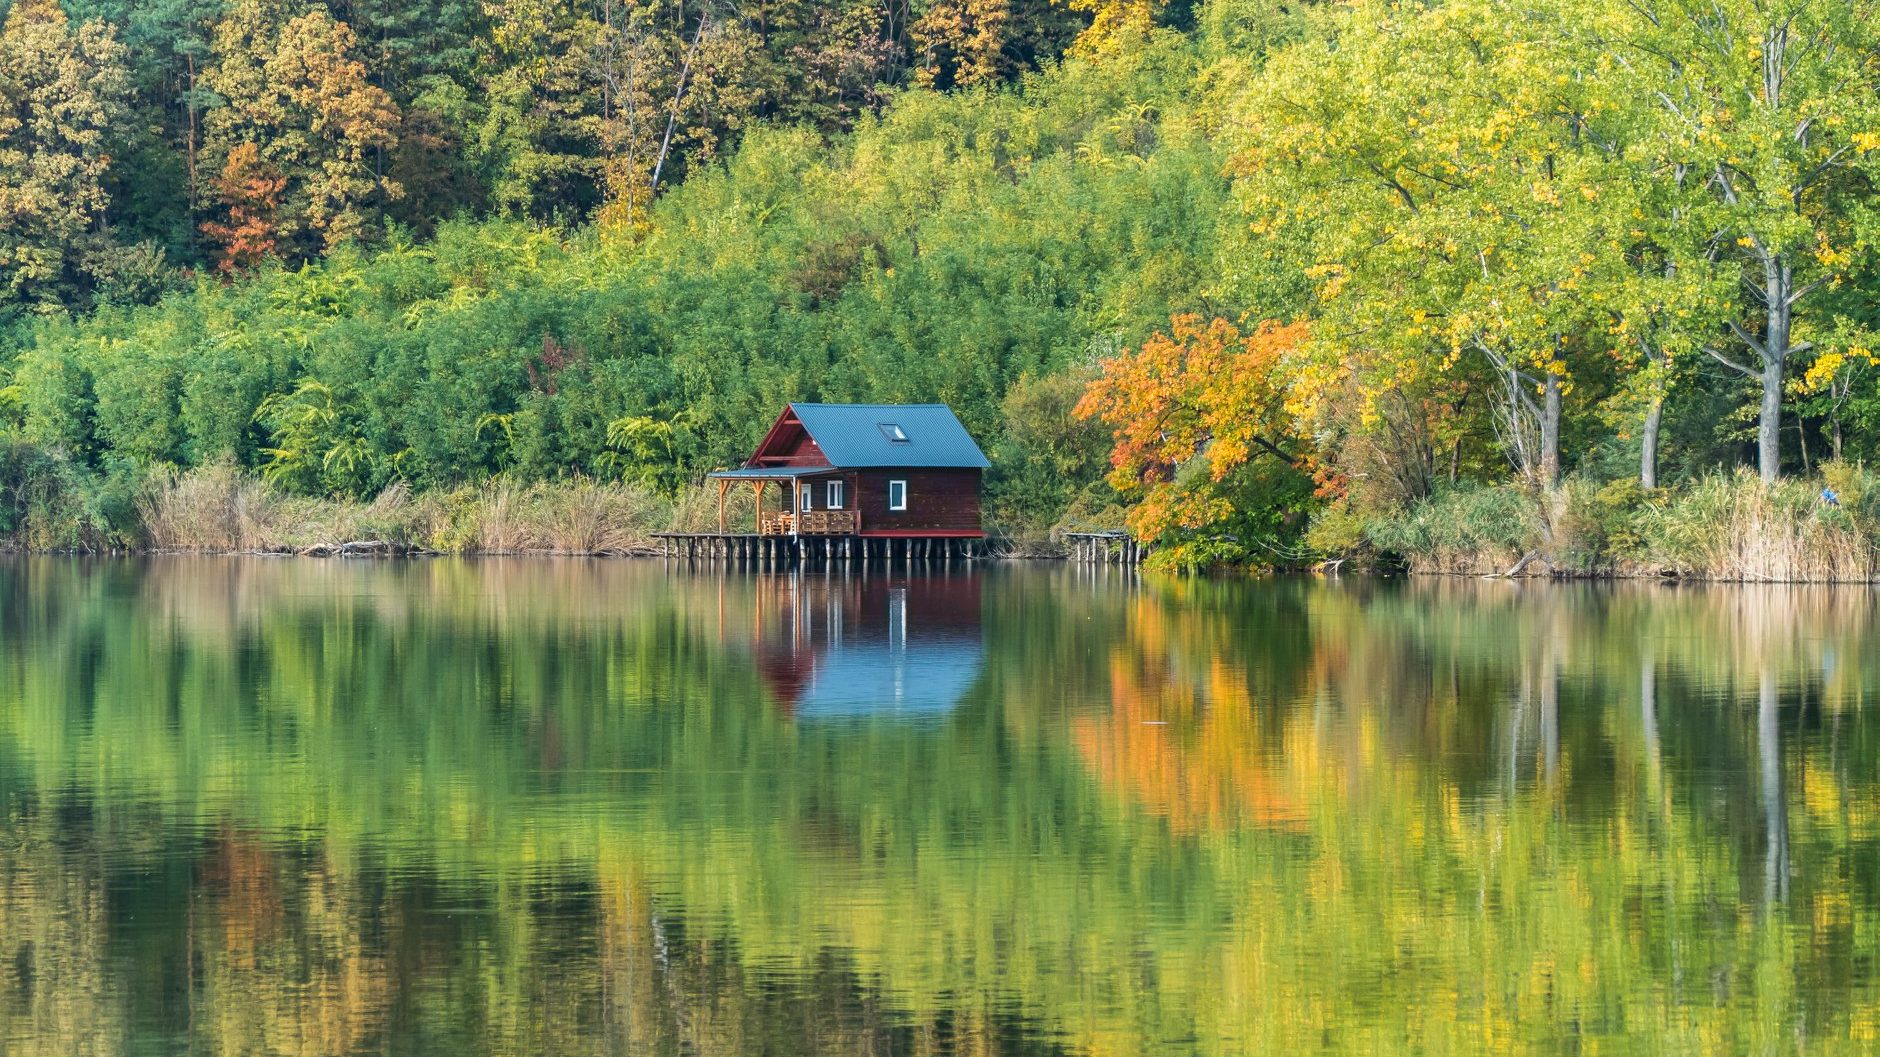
[0,0,1086,307]
[13,0,1880,565]
[3,8,1226,535]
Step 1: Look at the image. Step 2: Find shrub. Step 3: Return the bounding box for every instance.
[1366,484,1540,574]
[1303,494,1367,560]
[0,439,138,550]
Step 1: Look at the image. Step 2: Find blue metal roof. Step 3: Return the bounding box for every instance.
[788,403,990,469]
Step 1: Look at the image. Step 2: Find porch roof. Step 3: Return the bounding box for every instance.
[707,466,839,480]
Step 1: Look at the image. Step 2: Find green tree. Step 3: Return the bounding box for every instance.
[202,0,402,265]
[1587,0,1880,482]
[1226,0,1636,499]
[0,0,132,311]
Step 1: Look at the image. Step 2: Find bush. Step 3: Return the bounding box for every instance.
[1365,484,1540,574]
[1303,494,1367,561]
[1543,477,1657,574]
[0,439,141,550]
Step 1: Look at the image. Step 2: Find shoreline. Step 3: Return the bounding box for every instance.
[17,546,1880,585]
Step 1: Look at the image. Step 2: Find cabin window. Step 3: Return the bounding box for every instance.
[826,480,845,508]
[878,423,909,443]
[888,480,908,511]
[800,487,813,512]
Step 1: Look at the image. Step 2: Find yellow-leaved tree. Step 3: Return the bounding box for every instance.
[1076,314,1311,565]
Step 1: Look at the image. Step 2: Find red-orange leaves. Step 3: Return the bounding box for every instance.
[1076,315,1308,540]
[202,143,286,273]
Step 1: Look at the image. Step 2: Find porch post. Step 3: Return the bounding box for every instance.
[752,481,763,534]
[717,478,728,534]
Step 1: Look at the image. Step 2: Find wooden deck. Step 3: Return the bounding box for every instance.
[651,532,985,565]
[761,510,859,536]
[1063,531,1150,566]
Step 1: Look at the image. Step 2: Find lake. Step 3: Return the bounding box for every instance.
[0,558,1874,1055]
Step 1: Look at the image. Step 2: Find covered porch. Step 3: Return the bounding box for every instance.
[707,466,860,536]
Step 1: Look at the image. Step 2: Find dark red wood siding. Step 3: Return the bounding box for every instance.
[855,469,982,537]
[749,412,833,468]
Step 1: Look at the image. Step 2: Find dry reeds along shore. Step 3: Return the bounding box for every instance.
[34,458,1880,581]
[1369,464,1880,582]
[137,464,674,555]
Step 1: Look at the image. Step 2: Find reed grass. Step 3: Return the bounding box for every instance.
[1637,469,1876,582]
[68,456,1880,581]
[138,465,673,555]
[1367,464,1880,581]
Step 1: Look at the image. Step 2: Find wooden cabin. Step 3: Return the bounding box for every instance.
[709,403,989,538]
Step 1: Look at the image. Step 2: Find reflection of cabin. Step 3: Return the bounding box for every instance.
[752,576,984,719]
[708,403,990,539]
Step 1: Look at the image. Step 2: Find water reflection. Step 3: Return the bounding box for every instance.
[0,562,1877,1054]
[749,575,985,719]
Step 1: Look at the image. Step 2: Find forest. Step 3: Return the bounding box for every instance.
[5,0,1880,574]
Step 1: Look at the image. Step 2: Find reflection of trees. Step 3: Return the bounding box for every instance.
[1,562,1879,1053]
[1049,577,1880,1051]
[0,807,127,1057]
[1071,594,1306,832]
[195,835,389,1057]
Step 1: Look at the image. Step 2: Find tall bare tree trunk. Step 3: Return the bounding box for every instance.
[1759,357,1784,483]
[1640,395,1663,490]
[650,10,709,197]
[1541,372,1562,487]
[1638,338,1666,489]
[187,55,199,220]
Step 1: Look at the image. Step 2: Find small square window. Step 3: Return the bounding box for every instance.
[826,480,844,508]
[878,423,909,443]
[888,480,908,511]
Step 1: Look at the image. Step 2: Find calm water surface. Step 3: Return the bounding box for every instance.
[1,559,1876,1055]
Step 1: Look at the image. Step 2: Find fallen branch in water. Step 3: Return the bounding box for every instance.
[1488,550,1554,579]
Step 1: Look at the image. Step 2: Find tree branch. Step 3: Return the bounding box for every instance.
[1786,278,1826,308]
[1705,343,1760,377]
[1726,319,1769,359]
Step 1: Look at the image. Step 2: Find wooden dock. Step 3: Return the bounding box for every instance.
[1063,531,1149,566]
[652,533,985,565]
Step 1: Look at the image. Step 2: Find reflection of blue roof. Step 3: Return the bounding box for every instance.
[794,641,984,720]
[789,404,991,469]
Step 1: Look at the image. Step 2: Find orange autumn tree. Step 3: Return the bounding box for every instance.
[1076,314,1310,557]
[201,143,285,273]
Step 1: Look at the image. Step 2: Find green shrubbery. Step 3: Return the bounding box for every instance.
[1363,484,1541,574]
[0,440,143,550]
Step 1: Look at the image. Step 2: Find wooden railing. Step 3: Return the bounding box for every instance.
[762,510,859,536]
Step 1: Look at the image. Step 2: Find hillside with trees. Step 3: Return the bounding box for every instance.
[5,0,1880,575]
